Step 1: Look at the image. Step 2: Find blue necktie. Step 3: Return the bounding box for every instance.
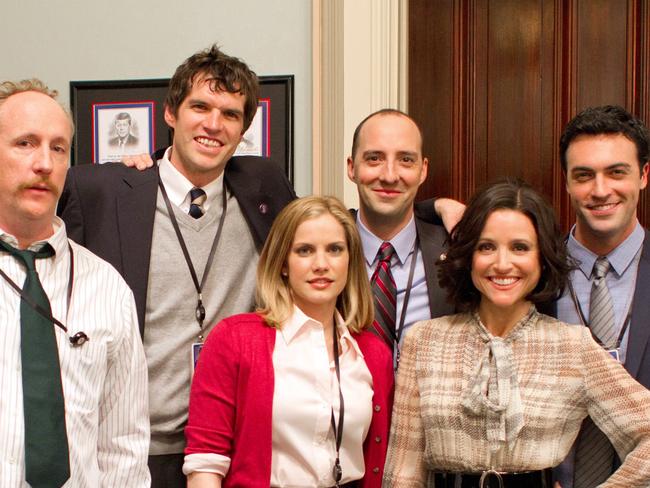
[189,187,206,219]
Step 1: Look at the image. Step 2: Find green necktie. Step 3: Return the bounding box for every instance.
[0,240,71,488]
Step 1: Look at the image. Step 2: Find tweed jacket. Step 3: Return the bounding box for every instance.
[383,310,650,487]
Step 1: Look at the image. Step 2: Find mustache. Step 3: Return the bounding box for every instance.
[20,179,58,193]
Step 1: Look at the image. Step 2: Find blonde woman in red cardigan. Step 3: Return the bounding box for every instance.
[184,196,394,488]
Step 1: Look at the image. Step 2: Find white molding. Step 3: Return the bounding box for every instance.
[312,0,408,203]
[312,0,322,195]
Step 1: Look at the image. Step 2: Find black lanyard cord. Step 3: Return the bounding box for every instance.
[0,242,87,346]
[567,278,632,349]
[158,177,228,337]
[329,322,345,487]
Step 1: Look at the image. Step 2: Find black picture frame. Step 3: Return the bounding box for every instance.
[69,79,171,166]
[256,75,294,182]
[69,75,294,182]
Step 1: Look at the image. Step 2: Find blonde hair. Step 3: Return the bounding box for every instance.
[256,196,374,332]
[0,78,74,132]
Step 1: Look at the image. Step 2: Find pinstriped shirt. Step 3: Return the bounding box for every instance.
[383,311,650,487]
[0,219,150,487]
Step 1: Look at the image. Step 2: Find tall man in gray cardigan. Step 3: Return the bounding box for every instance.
[57,45,295,488]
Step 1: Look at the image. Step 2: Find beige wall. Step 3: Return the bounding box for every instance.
[2,0,312,195]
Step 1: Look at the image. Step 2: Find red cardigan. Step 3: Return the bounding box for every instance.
[185,312,394,488]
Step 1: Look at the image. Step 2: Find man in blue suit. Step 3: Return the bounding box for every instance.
[551,105,650,488]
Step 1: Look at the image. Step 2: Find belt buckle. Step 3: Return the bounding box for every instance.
[479,469,504,488]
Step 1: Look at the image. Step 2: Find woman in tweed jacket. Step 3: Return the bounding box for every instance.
[383,179,650,488]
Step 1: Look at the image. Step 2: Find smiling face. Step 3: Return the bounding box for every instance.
[285,213,350,323]
[347,113,428,240]
[565,133,648,255]
[471,209,541,325]
[0,91,71,247]
[164,75,245,187]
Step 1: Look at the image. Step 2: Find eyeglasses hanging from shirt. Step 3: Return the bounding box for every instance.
[0,241,89,347]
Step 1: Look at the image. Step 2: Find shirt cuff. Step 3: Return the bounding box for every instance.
[182,453,231,476]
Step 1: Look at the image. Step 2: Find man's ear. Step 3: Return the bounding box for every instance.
[347,156,356,182]
[163,106,176,129]
[640,162,649,190]
[420,157,429,184]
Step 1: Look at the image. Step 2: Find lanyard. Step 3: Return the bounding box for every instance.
[567,277,633,349]
[329,322,345,487]
[158,177,228,341]
[0,243,88,346]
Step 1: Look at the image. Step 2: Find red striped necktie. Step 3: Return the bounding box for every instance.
[370,242,397,351]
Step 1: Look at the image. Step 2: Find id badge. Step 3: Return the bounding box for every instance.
[191,342,204,375]
[607,348,621,362]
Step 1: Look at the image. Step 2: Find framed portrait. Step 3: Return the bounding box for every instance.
[234,75,294,181]
[70,75,294,181]
[69,79,171,165]
[93,102,154,163]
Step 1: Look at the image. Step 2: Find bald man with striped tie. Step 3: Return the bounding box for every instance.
[346,109,458,365]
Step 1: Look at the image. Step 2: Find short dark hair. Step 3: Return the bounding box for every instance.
[438,178,571,311]
[165,44,259,132]
[560,105,650,172]
[350,108,423,159]
[115,112,131,123]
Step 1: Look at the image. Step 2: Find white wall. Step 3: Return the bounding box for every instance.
[2,0,312,195]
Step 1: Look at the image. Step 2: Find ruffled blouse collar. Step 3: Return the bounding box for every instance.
[461,306,538,452]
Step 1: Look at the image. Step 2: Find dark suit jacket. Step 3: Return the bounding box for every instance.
[540,230,650,388]
[57,155,296,334]
[108,133,139,148]
[350,205,454,320]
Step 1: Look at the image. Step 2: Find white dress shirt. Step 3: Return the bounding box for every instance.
[159,147,223,213]
[0,219,150,487]
[270,306,373,487]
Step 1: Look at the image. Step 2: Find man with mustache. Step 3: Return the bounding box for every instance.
[0,79,149,487]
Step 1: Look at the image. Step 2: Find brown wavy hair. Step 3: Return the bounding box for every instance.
[165,44,259,132]
[438,178,571,311]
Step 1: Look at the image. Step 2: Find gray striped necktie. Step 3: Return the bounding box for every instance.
[588,257,616,347]
[574,256,616,488]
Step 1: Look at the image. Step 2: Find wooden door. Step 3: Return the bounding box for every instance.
[410,0,650,230]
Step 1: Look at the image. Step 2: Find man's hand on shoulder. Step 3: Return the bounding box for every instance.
[122,153,154,170]
[434,198,466,233]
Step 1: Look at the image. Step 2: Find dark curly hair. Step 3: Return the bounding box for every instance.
[165,44,259,132]
[560,105,650,172]
[438,178,571,311]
